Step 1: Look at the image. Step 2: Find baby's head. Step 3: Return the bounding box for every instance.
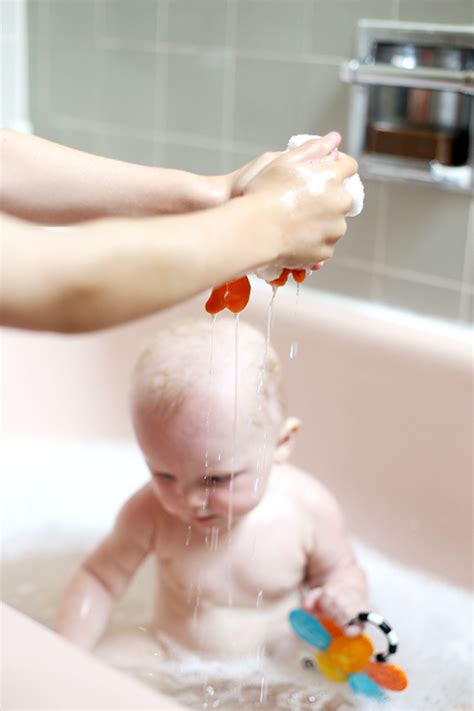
[131,317,299,531]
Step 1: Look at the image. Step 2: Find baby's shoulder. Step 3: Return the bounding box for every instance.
[273,464,341,519]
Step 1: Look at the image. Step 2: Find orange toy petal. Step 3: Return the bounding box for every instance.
[366,662,408,691]
[223,276,251,313]
[316,652,347,682]
[205,283,227,314]
[319,616,344,638]
[291,269,307,283]
[328,634,373,674]
[269,269,290,287]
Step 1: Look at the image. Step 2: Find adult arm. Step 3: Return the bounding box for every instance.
[0,136,357,333]
[0,128,277,224]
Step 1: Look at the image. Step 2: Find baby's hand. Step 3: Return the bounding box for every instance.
[303,585,365,637]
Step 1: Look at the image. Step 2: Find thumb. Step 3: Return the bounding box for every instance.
[286,132,341,163]
[303,587,322,612]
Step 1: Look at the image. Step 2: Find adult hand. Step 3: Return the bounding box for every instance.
[242,133,358,269]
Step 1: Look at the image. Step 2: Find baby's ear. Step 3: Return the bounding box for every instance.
[273,417,301,463]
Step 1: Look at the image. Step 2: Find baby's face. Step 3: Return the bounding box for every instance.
[133,390,278,532]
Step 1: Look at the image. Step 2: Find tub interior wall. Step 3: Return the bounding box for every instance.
[2,284,471,589]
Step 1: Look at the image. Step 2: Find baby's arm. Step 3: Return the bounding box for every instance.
[55,485,157,650]
[302,482,368,631]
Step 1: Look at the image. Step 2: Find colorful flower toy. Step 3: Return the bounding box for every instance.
[289,608,408,701]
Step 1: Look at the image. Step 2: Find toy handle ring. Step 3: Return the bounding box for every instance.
[349,611,399,663]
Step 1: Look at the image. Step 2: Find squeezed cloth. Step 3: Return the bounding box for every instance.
[256,133,364,282]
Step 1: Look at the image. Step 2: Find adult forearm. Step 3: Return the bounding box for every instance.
[0,196,281,333]
[0,129,224,224]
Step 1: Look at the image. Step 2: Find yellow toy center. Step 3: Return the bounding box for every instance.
[316,652,347,682]
[327,634,374,674]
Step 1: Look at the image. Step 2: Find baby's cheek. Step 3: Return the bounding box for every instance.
[152,483,180,515]
[211,483,259,517]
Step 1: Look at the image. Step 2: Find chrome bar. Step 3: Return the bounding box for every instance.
[341,60,474,95]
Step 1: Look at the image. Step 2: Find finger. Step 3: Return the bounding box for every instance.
[334,153,358,180]
[303,587,322,611]
[345,622,364,638]
[286,132,342,163]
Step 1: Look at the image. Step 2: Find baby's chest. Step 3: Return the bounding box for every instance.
[156,520,308,606]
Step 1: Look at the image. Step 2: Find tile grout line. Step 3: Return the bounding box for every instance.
[370,183,389,301]
[457,198,473,322]
[220,0,238,173]
[337,253,470,294]
[154,0,169,166]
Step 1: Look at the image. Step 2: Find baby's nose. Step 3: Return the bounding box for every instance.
[187,487,209,510]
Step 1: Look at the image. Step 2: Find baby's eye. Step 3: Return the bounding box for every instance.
[202,474,231,486]
[154,472,176,482]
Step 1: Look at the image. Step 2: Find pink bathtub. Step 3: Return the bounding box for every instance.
[2,281,472,708]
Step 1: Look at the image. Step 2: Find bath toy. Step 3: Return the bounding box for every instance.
[204,269,308,314]
[205,133,364,315]
[289,609,408,701]
[205,275,251,314]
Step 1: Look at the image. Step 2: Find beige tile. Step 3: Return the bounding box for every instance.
[55,128,100,155]
[384,183,470,282]
[27,0,49,123]
[99,134,158,166]
[398,0,473,24]
[236,1,312,55]
[168,0,228,47]
[164,143,223,174]
[100,0,161,45]
[166,51,226,139]
[310,0,393,59]
[49,43,103,122]
[234,58,311,147]
[306,63,351,137]
[49,0,96,50]
[101,48,159,130]
[374,274,462,321]
[305,260,374,300]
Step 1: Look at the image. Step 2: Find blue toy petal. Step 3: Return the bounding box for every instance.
[348,673,387,701]
[288,609,331,650]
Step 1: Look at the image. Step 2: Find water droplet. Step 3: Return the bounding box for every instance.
[185,525,192,546]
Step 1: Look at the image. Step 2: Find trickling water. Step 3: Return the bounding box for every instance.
[209,526,220,553]
[204,314,218,483]
[289,283,301,360]
[254,286,278,499]
[185,525,193,547]
[227,313,240,532]
[259,675,268,705]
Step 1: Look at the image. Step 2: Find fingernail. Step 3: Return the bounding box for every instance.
[325,131,341,142]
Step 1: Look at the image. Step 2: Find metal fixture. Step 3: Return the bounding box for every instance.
[341,21,473,193]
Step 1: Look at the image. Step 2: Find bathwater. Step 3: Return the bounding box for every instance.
[3,532,473,710]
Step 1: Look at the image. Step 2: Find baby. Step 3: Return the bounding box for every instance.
[56,318,367,660]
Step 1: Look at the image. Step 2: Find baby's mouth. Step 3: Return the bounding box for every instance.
[193,512,217,525]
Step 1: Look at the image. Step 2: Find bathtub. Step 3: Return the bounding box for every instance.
[1,280,472,709]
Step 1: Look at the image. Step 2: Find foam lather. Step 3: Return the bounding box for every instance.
[287,134,364,217]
